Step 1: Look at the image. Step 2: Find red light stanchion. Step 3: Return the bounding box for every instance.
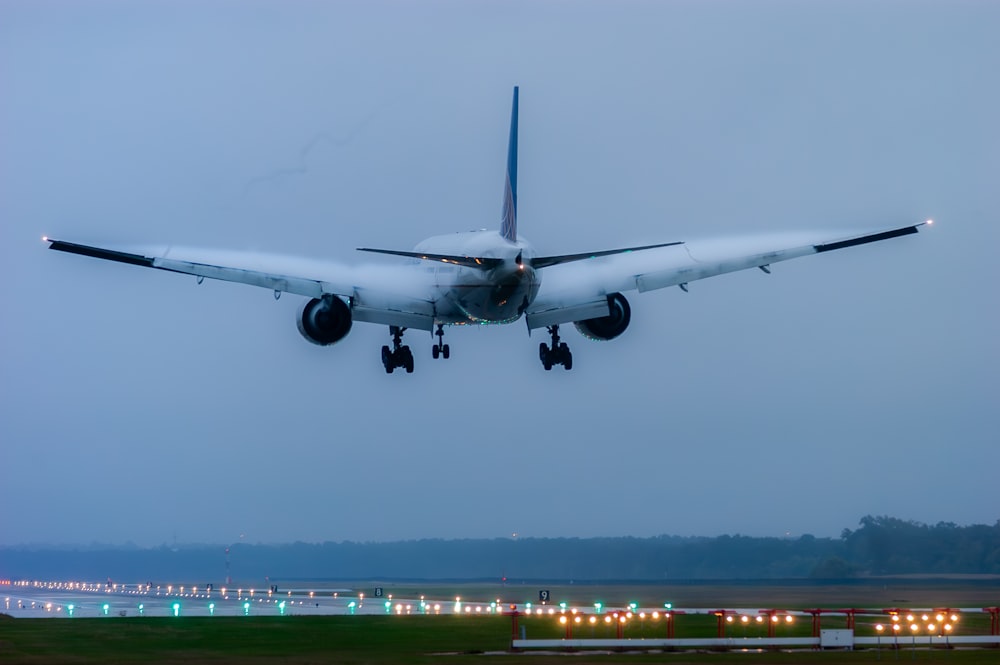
[984,607,1000,636]
[714,610,733,638]
[760,610,779,638]
[665,610,684,639]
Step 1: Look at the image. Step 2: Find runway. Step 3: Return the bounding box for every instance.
[2,581,489,618]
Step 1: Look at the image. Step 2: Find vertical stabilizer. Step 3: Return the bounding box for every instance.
[500,86,518,243]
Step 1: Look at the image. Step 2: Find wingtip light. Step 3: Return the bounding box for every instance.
[42,235,50,243]
[925,219,934,225]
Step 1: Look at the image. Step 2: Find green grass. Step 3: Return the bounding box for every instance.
[2,614,999,665]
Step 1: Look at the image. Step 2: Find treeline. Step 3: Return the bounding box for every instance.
[2,517,998,583]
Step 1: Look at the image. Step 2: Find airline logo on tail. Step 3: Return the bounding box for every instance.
[500,86,518,243]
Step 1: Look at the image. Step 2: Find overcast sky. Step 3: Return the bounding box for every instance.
[1,0,997,548]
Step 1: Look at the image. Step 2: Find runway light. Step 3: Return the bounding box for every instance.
[102,604,109,616]
[278,601,286,615]
[138,603,144,616]
[244,602,251,615]
[172,603,180,617]
[209,603,215,616]
[67,604,74,617]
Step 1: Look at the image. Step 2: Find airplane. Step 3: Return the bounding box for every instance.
[44,87,930,373]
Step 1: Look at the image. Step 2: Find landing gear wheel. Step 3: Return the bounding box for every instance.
[539,325,572,371]
[432,324,450,360]
[539,342,553,371]
[383,327,413,374]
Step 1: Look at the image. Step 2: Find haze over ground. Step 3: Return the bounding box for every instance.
[1,1,997,546]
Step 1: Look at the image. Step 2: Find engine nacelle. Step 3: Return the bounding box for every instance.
[297,296,352,346]
[574,292,631,341]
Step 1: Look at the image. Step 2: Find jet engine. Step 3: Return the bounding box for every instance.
[574,293,631,341]
[297,296,352,346]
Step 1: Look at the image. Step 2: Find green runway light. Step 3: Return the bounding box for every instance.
[594,602,603,614]
[172,602,180,617]
[664,602,673,609]
[102,603,109,616]
[138,603,144,616]
[384,600,391,613]
[67,604,74,617]
[243,601,251,616]
[347,601,356,615]
[209,603,215,616]
[278,601,286,615]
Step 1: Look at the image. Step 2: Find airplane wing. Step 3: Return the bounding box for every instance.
[44,238,439,330]
[525,222,929,330]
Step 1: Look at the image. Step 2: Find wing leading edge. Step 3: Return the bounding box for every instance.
[525,221,930,329]
[44,238,439,330]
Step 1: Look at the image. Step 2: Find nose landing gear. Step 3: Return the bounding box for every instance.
[431,324,450,360]
[539,325,572,371]
[382,326,414,374]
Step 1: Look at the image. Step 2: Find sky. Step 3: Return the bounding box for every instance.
[1,0,998,548]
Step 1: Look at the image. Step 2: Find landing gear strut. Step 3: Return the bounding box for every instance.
[539,325,572,371]
[381,326,414,374]
[431,324,450,360]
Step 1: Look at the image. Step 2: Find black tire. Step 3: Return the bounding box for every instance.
[442,344,450,359]
[563,351,573,371]
[539,343,549,361]
[432,345,440,359]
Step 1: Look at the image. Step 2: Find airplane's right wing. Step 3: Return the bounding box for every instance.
[525,222,929,329]
[45,238,439,330]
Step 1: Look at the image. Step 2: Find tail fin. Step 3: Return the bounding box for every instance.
[500,86,518,243]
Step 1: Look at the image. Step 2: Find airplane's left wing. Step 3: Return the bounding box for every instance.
[44,238,439,330]
[526,221,929,329]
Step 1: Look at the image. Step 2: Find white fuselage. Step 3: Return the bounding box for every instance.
[415,230,540,325]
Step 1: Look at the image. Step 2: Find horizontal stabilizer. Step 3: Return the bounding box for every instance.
[357,247,504,270]
[530,241,684,269]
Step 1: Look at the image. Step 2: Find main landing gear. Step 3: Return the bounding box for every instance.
[382,326,414,374]
[431,324,450,360]
[539,325,572,371]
